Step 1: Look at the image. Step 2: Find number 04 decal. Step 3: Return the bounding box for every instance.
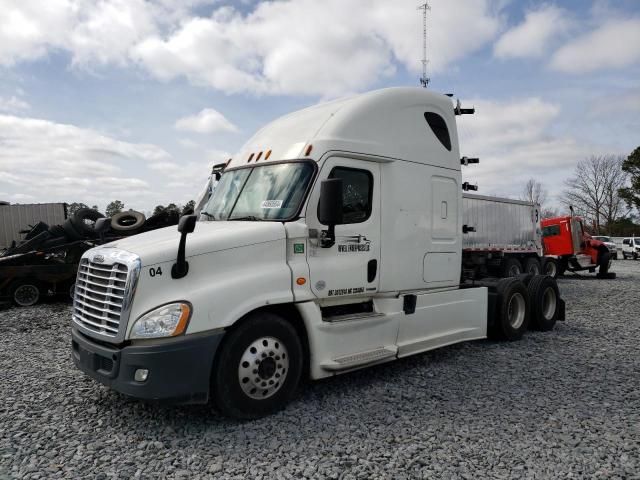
[149,266,163,277]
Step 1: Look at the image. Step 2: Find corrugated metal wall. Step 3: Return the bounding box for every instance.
[0,203,67,249]
[462,194,542,252]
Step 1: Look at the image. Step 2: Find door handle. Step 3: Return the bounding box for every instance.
[367,259,377,283]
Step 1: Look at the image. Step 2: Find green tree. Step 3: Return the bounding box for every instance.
[152,205,166,216]
[67,202,89,216]
[105,200,125,217]
[619,146,640,211]
[182,200,196,215]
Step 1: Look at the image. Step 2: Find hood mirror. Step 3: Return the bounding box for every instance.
[172,214,197,279]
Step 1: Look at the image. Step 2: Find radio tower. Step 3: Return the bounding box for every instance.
[418,1,430,88]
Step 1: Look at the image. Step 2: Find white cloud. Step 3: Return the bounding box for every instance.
[133,0,502,96]
[550,18,640,73]
[457,97,602,202]
[590,87,640,116]
[0,114,178,209]
[494,5,569,59]
[0,95,30,113]
[174,108,238,134]
[0,0,503,97]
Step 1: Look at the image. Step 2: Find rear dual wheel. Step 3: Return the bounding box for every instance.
[490,278,530,341]
[527,275,560,331]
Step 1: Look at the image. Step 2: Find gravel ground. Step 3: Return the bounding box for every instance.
[1,261,639,479]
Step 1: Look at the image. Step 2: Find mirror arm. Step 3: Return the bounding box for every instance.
[171,232,189,279]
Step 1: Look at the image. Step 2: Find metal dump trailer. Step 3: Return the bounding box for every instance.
[462,193,545,278]
[0,203,67,250]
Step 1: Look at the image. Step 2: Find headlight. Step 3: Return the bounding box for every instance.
[130,302,191,339]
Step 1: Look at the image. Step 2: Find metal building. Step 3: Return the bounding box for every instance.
[0,203,67,249]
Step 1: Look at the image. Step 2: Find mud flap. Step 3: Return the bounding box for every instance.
[557,297,566,321]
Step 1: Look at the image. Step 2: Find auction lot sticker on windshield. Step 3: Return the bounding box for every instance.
[261,200,283,209]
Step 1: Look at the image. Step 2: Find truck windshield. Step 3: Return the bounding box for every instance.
[200,161,315,221]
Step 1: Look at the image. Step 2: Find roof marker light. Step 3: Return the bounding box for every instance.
[255,151,263,162]
[247,153,254,163]
[265,149,272,160]
[304,144,313,156]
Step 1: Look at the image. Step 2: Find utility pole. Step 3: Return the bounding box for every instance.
[418,1,430,88]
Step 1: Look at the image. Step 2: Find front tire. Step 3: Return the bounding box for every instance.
[212,312,303,419]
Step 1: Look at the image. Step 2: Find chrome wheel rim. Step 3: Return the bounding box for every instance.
[542,287,557,320]
[238,336,289,400]
[14,284,39,307]
[508,292,526,329]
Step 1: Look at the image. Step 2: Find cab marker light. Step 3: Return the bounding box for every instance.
[304,144,313,156]
[256,151,263,162]
[265,149,272,160]
[247,153,254,163]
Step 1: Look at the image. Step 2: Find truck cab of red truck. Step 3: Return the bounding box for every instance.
[541,215,613,278]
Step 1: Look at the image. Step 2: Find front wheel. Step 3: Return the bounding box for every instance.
[212,312,303,419]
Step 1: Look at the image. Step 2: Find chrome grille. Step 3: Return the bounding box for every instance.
[73,258,129,337]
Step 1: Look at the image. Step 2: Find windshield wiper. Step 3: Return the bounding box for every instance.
[201,211,216,220]
[229,216,263,221]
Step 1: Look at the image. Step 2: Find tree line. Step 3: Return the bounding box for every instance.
[521,146,640,236]
[67,200,196,218]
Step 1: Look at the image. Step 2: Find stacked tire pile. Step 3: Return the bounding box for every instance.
[1,208,180,308]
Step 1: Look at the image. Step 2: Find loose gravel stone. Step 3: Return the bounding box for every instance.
[1,262,639,478]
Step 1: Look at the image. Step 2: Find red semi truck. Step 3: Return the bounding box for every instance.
[541,212,614,279]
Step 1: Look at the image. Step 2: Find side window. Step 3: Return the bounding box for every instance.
[623,239,629,245]
[542,225,560,237]
[424,112,452,151]
[328,167,373,224]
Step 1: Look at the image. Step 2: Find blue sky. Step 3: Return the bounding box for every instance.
[0,0,638,213]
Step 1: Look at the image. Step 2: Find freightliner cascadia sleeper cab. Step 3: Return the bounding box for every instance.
[71,88,565,418]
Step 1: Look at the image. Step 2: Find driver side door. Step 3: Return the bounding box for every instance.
[305,157,380,300]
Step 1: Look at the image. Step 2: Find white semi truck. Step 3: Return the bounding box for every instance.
[71,88,565,418]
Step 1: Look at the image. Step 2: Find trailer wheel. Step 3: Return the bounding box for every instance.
[542,258,558,278]
[501,258,523,277]
[523,258,541,275]
[9,280,42,307]
[527,275,559,331]
[212,312,303,419]
[490,278,529,341]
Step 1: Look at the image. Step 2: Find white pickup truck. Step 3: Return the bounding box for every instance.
[71,88,565,418]
[622,237,640,259]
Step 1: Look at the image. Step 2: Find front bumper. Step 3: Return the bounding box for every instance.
[71,328,225,404]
